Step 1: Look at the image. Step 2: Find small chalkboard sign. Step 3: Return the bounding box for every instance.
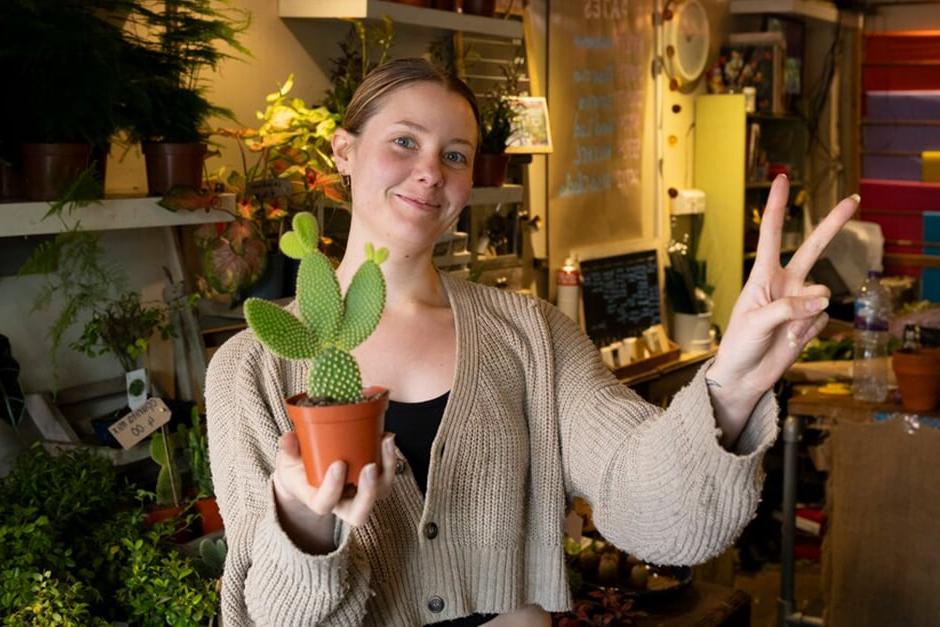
[580,250,661,347]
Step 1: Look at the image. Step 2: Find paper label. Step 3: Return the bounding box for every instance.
[108,397,171,449]
[246,178,292,200]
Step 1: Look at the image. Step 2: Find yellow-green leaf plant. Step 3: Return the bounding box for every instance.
[243,212,388,403]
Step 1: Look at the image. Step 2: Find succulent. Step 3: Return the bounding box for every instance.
[244,212,388,404]
[196,537,227,579]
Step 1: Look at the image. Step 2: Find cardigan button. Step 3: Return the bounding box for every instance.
[427,596,445,613]
[424,522,439,540]
[395,458,407,475]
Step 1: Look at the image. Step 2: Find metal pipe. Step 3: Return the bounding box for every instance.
[779,415,800,626]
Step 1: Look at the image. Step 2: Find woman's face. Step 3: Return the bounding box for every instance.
[333,81,478,254]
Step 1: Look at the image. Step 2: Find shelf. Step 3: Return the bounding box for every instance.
[730,0,840,24]
[0,197,233,237]
[746,180,804,189]
[278,0,524,39]
[468,184,524,206]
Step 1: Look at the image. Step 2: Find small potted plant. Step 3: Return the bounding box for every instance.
[474,57,522,187]
[243,212,389,488]
[124,0,250,195]
[179,408,223,535]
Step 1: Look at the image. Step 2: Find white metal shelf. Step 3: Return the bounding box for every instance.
[730,0,839,24]
[0,197,233,238]
[468,184,524,206]
[278,0,523,39]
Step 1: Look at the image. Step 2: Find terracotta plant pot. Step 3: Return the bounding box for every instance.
[21,143,92,201]
[195,497,224,535]
[473,152,510,187]
[892,348,940,412]
[461,0,495,16]
[285,386,389,488]
[142,141,207,196]
[145,505,192,544]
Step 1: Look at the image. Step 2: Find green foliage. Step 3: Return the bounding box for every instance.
[322,18,395,119]
[72,290,197,373]
[178,408,214,498]
[799,337,854,362]
[0,446,220,623]
[150,431,182,507]
[4,571,109,627]
[122,0,251,143]
[0,0,135,146]
[0,445,119,529]
[117,537,219,626]
[477,53,524,154]
[244,212,388,403]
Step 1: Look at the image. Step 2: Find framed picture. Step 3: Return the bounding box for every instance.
[506,96,553,154]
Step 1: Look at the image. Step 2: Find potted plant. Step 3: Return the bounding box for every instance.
[474,57,523,187]
[321,19,395,121]
[179,408,223,535]
[124,0,250,195]
[0,0,133,200]
[665,210,714,352]
[243,212,389,488]
[891,347,940,412]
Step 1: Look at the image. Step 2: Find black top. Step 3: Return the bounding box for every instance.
[384,392,497,627]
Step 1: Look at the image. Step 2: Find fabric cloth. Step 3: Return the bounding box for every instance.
[387,392,497,627]
[205,273,780,626]
[385,392,450,496]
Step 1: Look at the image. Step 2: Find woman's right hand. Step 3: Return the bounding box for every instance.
[272,431,398,554]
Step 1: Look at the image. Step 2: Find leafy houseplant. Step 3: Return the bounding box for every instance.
[181,75,345,299]
[474,55,523,187]
[0,0,134,200]
[243,212,390,487]
[321,19,395,120]
[179,409,224,534]
[124,0,250,195]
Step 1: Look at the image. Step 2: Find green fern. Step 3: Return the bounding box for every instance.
[244,212,387,404]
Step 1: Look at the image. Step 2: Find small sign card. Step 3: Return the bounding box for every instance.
[108,397,171,450]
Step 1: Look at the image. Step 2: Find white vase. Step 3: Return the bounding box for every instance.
[672,311,713,353]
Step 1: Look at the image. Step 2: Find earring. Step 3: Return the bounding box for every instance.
[341,174,351,189]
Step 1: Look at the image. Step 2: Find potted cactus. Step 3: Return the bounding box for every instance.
[244,212,389,488]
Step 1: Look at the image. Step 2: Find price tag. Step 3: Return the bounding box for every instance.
[108,397,171,449]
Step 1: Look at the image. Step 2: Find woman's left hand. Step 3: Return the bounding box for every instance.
[707,175,859,442]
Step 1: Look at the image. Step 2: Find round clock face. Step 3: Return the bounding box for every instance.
[666,0,710,83]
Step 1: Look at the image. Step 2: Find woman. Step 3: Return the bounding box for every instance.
[206,58,857,626]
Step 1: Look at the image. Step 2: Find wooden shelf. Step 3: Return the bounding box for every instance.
[730,0,840,24]
[278,0,523,38]
[0,197,233,238]
[468,184,524,206]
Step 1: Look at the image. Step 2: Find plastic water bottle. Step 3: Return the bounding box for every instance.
[852,271,891,402]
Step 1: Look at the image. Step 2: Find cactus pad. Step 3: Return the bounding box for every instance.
[309,347,362,403]
[244,211,387,404]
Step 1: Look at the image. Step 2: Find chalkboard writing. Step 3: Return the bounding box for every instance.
[547,0,652,268]
[581,250,660,347]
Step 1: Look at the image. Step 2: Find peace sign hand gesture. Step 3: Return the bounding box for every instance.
[706,176,859,446]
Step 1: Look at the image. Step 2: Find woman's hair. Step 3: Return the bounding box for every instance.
[343,57,481,143]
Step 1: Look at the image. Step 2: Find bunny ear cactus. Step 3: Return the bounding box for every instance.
[244,212,388,404]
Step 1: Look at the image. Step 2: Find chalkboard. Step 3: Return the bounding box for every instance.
[547,0,653,267]
[581,250,661,347]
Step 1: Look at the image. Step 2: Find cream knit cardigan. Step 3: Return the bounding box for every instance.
[205,273,778,626]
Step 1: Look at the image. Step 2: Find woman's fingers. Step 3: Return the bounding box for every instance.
[786,194,860,280]
[309,460,348,516]
[784,285,831,345]
[754,175,789,269]
[755,294,830,333]
[342,464,379,526]
[379,433,398,496]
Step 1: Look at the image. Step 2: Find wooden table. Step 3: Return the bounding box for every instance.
[620,349,717,406]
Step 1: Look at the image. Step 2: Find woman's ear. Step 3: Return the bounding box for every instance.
[331,128,354,175]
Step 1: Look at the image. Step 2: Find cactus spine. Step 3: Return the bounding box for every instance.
[244,212,388,404]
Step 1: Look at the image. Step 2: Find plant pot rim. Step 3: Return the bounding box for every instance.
[286,386,389,423]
